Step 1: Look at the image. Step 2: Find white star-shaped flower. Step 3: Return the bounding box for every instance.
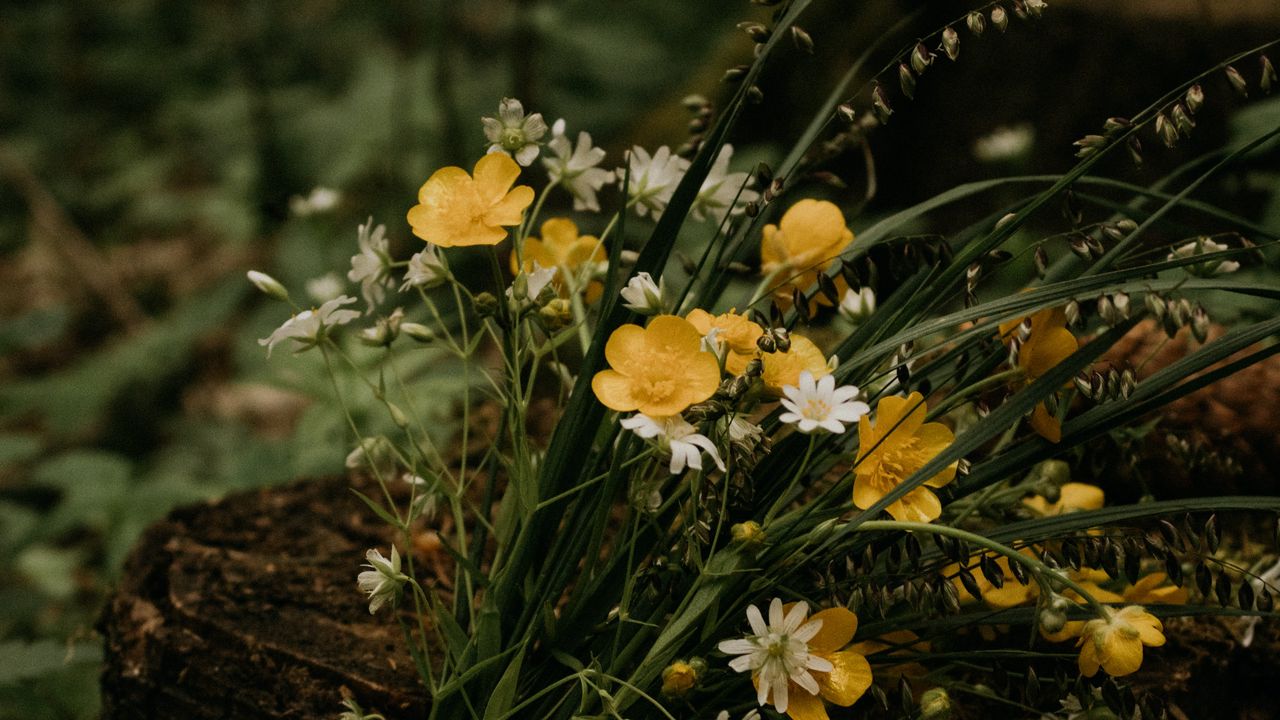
[543,119,614,212]
[717,598,833,713]
[258,295,360,356]
[621,146,689,220]
[779,371,869,434]
[620,413,725,475]
[357,546,408,614]
[691,144,759,224]
[348,218,394,312]
[401,244,449,291]
[481,97,548,166]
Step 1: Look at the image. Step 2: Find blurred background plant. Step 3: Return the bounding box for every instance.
[0,1,1277,718]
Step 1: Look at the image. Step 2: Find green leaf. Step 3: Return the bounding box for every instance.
[482,642,526,720]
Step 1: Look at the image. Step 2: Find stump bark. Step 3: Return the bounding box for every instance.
[99,476,428,719]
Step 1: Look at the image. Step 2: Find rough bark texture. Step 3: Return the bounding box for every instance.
[99,476,428,719]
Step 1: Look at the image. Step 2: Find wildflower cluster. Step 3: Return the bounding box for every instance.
[243,11,1280,719]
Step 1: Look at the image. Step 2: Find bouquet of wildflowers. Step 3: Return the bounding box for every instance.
[251,3,1280,718]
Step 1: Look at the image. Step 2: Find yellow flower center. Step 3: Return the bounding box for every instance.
[866,436,931,489]
[634,376,678,404]
[802,398,832,420]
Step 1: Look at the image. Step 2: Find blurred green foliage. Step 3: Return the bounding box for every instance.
[0,1,740,716]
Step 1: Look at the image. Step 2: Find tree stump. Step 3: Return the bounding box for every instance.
[99,476,428,719]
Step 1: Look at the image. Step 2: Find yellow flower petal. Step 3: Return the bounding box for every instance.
[807,608,858,653]
[604,324,650,375]
[590,370,638,412]
[817,650,873,707]
[483,184,535,227]
[761,334,829,392]
[472,153,522,202]
[1098,630,1145,676]
[1077,633,1101,676]
[1028,402,1062,443]
[886,487,943,523]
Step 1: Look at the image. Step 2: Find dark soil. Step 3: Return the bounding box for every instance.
[98,475,429,719]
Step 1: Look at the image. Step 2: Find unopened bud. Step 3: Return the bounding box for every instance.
[1039,604,1068,634]
[941,26,960,61]
[756,334,777,353]
[1171,103,1195,137]
[967,10,987,35]
[1155,113,1179,148]
[919,687,953,720]
[872,85,893,124]
[1143,293,1167,322]
[1226,65,1249,97]
[247,270,290,302]
[910,42,934,75]
[660,660,699,698]
[401,322,436,343]
[771,327,791,353]
[996,212,1018,231]
[681,94,708,111]
[539,298,573,330]
[358,323,390,347]
[746,85,764,104]
[991,5,1009,32]
[1064,299,1081,327]
[473,291,499,317]
[836,102,857,123]
[1126,136,1144,167]
[736,21,770,42]
[1185,84,1205,113]
[790,26,814,54]
[731,520,766,546]
[388,402,409,429]
[1262,55,1277,94]
[1116,219,1139,233]
[1191,305,1210,343]
[721,65,749,83]
[1102,116,1131,135]
[1073,134,1107,158]
[898,63,916,100]
[1096,295,1117,325]
[1111,291,1130,319]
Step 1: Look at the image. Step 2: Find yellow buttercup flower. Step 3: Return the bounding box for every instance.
[1023,482,1104,516]
[1077,605,1164,677]
[687,308,764,375]
[1123,573,1189,605]
[761,199,854,303]
[407,154,535,247]
[591,315,720,416]
[510,218,606,302]
[853,392,956,523]
[760,334,830,393]
[998,307,1078,443]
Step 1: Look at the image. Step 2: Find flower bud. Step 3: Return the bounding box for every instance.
[1037,459,1071,487]
[401,322,436,343]
[995,212,1018,231]
[1064,299,1081,327]
[388,402,409,429]
[1155,113,1179,148]
[1171,103,1195,137]
[836,103,857,123]
[898,63,916,100]
[736,21,770,43]
[941,26,960,61]
[660,660,699,698]
[872,85,893,124]
[1111,291,1130,319]
[991,5,1009,32]
[967,10,987,35]
[473,291,499,317]
[791,26,814,54]
[770,327,791,353]
[919,688,953,720]
[1039,604,1068,634]
[539,298,573,330]
[1102,116,1131,135]
[1226,65,1248,97]
[910,42,934,75]
[1262,55,1277,94]
[1185,84,1205,113]
[1143,293,1167,322]
[358,323,390,347]
[247,270,290,302]
[1191,304,1210,343]
[731,520,766,546]
[756,333,777,353]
